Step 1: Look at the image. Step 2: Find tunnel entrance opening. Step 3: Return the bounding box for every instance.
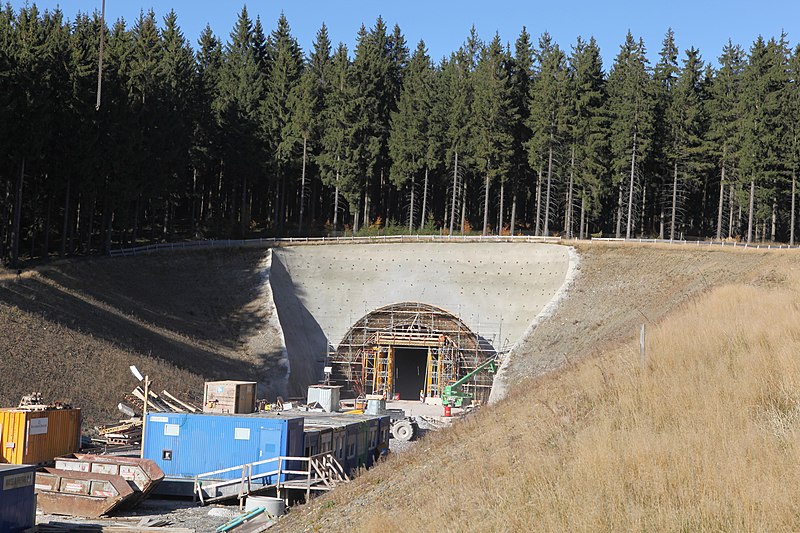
[394,347,428,400]
[329,302,499,404]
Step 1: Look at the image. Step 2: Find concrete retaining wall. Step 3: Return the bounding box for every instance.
[269,243,574,393]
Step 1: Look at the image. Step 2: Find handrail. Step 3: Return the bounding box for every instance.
[193,452,350,507]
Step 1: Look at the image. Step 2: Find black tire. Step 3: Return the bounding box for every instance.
[391,420,414,441]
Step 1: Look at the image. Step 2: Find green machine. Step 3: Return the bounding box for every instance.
[441,357,498,408]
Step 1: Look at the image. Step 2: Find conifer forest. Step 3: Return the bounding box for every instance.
[2,4,800,265]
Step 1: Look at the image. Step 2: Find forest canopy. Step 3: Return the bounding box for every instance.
[2,4,799,265]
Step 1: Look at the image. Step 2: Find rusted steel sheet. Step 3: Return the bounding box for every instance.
[54,454,164,508]
[35,467,134,518]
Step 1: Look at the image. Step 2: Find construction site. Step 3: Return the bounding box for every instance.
[2,238,799,532]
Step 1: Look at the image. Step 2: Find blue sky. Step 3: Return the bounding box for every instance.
[10,0,800,68]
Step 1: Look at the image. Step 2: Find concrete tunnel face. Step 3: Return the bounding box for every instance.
[268,243,574,399]
[330,301,495,402]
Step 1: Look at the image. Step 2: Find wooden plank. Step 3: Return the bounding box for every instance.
[161,390,200,412]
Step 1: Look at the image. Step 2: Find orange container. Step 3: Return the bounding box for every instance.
[0,408,81,464]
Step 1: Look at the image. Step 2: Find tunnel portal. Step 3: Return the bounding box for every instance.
[329,302,496,403]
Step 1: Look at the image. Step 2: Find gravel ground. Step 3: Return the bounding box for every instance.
[37,499,246,532]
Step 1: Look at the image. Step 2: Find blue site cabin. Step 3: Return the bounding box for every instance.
[0,464,36,533]
[143,412,304,484]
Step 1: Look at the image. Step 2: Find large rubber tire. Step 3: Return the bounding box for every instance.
[391,419,414,441]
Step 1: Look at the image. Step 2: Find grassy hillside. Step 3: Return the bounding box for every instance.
[277,245,800,532]
[0,247,280,427]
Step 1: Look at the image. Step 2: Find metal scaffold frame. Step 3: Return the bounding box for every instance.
[329,302,498,404]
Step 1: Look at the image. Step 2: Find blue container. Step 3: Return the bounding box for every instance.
[143,412,304,484]
[0,464,36,533]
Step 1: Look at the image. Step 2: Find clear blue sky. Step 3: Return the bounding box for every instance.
[10,0,800,68]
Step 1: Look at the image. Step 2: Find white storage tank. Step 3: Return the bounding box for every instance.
[306,385,341,412]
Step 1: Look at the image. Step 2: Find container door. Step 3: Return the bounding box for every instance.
[258,427,281,484]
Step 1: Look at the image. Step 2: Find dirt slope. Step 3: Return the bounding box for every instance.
[0,247,283,427]
[275,243,800,532]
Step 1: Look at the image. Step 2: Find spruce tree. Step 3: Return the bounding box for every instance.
[388,40,433,230]
[665,47,710,239]
[510,27,534,234]
[218,6,264,236]
[263,13,302,232]
[473,34,516,235]
[193,25,223,231]
[707,40,744,239]
[317,43,357,230]
[526,33,570,236]
[288,66,316,232]
[568,36,608,239]
[158,10,195,236]
[652,29,679,238]
[606,32,655,238]
[738,36,787,242]
[788,44,800,244]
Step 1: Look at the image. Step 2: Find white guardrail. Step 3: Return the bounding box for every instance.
[107,234,800,257]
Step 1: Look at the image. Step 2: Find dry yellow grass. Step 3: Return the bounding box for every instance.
[282,254,800,532]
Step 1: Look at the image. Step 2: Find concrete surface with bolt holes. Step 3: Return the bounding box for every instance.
[268,243,574,395]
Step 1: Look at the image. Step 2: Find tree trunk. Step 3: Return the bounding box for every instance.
[544,146,553,236]
[615,183,623,238]
[626,132,637,239]
[10,158,25,267]
[771,198,777,242]
[789,170,797,246]
[510,191,517,236]
[104,204,113,253]
[482,161,490,236]
[728,182,735,239]
[333,155,340,230]
[579,191,586,240]
[190,167,197,237]
[449,151,458,236]
[299,136,307,232]
[747,179,755,243]
[419,166,429,231]
[716,165,725,240]
[408,175,415,232]
[240,174,248,237]
[87,194,97,252]
[566,146,575,238]
[640,178,646,237]
[43,194,52,260]
[670,160,678,241]
[354,196,361,234]
[363,191,369,228]
[498,180,504,233]
[460,180,467,234]
[534,170,542,236]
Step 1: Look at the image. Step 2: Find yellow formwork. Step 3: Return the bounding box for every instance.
[0,408,81,464]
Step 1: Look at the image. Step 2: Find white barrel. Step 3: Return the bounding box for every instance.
[245,495,286,517]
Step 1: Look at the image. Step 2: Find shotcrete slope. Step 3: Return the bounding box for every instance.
[269,243,573,393]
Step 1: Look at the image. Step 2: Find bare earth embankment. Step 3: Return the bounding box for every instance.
[0,248,284,426]
[275,243,800,532]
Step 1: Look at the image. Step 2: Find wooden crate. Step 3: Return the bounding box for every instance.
[202,381,257,414]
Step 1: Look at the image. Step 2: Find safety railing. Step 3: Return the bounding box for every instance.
[193,452,349,508]
[108,234,563,257]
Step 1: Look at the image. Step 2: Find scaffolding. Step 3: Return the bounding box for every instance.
[328,302,498,404]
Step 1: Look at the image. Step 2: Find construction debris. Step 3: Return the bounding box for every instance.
[37,523,194,532]
[94,389,200,447]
